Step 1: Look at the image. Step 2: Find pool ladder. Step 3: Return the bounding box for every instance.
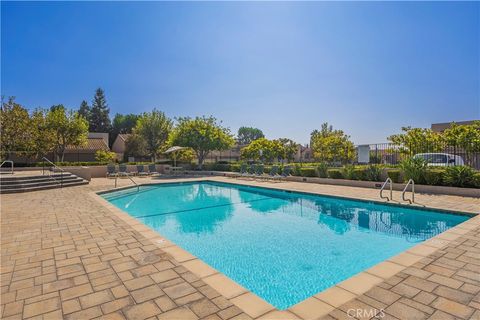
[402,179,415,204]
[379,178,415,203]
[114,175,139,192]
[380,178,393,201]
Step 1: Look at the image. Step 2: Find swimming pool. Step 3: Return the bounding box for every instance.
[101,181,469,310]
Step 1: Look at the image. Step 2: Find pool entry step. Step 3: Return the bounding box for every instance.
[0,172,88,193]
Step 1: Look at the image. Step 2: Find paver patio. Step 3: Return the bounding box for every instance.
[1,175,479,319]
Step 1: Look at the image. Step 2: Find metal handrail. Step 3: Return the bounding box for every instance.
[0,160,14,174]
[380,177,393,201]
[115,175,139,192]
[402,179,415,204]
[42,157,66,187]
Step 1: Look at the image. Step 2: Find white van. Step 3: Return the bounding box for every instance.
[414,153,465,166]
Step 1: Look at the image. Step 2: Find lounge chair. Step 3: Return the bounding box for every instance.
[236,164,247,178]
[279,166,292,181]
[136,165,149,177]
[106,164,118,178]
[148,164,159,176]
[118,164,130,177]
[266,165,281,181]
[254,164,265,180]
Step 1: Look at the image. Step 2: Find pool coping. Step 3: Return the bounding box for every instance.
[89,177,480,320]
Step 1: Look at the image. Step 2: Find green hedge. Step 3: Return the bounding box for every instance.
[300,167,317,177]
[386,170,402,183]
[327,169,343,179]
[425,169,445,186]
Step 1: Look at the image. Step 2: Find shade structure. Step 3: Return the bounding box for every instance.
[164,146,187,167]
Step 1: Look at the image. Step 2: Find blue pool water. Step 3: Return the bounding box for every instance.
[101,181,469,309]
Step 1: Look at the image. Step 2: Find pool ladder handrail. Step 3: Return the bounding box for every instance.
[380,177,393,201]
[115,175,139,192]
[402,179,415,204]
[0,160,14,174]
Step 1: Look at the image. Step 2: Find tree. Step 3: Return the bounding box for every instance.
[78,100,91,127]
[134,109,172,161]
[388,127,444,155]
[169,116,235,169]
[125,133,148,159]
[443,121,480,152]
[0,97,35,158]
[46,106,89,161]
[90,88,111,132]
[237,127,264,145]
[311,123,355,163]
[277,138,298,162]
[111,113,140,146]
[30,108,56,159]
[240,138,283,162]
[443,121,480,164]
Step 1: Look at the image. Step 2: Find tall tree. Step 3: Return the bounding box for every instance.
[31,108,56,159]
[169,116,235,169]
[90,88,111,132]
[111,113,140,148]
[277,138,298,162]
[0,97,34,158]
[78,100,91,127]
[388,127,444,155]
[311,122,355,163]
[46,106,89,161]
[240,138,282,162]
[134,109,172,161]
[237,127,264,145]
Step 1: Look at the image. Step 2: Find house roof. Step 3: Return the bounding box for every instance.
[65,138,110,153]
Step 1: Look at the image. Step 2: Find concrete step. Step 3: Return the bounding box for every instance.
[0,180,89,194]
[0,172,89,193]
[0,177,84,189]
[0,173,72,183]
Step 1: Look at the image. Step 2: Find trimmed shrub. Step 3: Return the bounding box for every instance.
[425,169,445,186]
[327,169,343,179]
[474,173,480,188]
[300,167,317,177]
[443,166,476,188]
[342,165,356,180]
[353,167,367,181]
[364,165,382,181]
[387,170,402,183]
[292,164,302,176]
[316,162,328,178]
[212,163,231,171]
[230,163,241,172]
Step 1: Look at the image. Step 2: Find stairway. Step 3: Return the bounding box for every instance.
[0,172,89,194]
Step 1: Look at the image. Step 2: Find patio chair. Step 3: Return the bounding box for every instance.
[106,164,118,178]
[254,164,265,180]
[280,166,292,181]
[118,164,130,177]
[136,165,149,177]
[148,164,159,176]
[267,165,282,181]
[236,163,248,178]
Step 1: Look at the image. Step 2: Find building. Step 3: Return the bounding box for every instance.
[111,134,131,161]
[431,120,479,132]
[294,145,312,162]
[62,134,110,162]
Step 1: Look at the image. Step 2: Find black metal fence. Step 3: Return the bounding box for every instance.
[360,142,480,169]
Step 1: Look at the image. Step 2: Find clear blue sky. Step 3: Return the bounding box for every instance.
[2,1,479,144]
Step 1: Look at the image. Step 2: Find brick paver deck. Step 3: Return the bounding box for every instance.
[1,176,479,320]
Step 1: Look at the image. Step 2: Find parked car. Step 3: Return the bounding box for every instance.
[414,153,465,166]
